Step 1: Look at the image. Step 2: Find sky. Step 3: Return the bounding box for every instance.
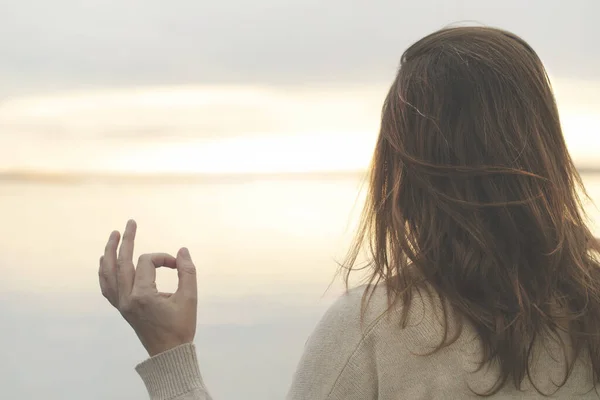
[0,0,599,176]
[0,0,599,94]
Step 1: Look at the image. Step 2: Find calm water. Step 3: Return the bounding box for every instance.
[0,176,364,400]
[1,175,600,399]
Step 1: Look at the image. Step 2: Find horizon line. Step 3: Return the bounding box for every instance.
[2,166,600,184]
[0,169,368,184]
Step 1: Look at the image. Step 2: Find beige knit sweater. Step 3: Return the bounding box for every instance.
[135,286,598,399]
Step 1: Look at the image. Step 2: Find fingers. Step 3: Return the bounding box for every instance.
[98,255,111,305]
[99,230,121,307]
[133,253,177,291]
[99,219,197,317]
[117,220,137,303]
[175,247,197,300]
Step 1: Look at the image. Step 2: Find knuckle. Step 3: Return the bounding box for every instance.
[101,288,116,303]
[127,295,140,307]
[99,269,110,281]
[128,293,149,308]
[119,296,142,315]
[137,254,149,265]
[180,263,197,275]
[119,301,133,316]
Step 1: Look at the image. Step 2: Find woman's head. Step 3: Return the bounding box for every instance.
[346,26,600,395]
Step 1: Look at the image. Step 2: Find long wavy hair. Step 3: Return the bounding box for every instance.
[344,26,600,395]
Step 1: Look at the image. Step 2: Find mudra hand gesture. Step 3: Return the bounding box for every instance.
[98,219,198,356]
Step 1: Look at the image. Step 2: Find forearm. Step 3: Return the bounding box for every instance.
[136,343,212,400]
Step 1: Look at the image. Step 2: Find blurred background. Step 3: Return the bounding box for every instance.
[0,1,599,399]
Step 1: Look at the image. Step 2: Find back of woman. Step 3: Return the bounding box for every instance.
[336,25,600,398]
[287,284,595,399]
[102,25,600,400]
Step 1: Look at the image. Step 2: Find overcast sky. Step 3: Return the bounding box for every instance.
[0,0,598,97]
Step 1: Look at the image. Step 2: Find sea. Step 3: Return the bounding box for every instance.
[0,174,364,400]
[1,173,600,399]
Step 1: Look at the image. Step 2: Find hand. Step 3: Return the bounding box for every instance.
[98,219,198,357]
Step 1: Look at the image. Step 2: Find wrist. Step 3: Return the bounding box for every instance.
[145,339,194,357]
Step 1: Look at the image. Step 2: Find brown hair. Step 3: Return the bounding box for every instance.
[344,26,600,395]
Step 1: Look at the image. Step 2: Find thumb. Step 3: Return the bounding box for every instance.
[175,247,197,300]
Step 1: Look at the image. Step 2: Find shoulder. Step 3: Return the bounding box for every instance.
[297,285,384,366]
[319,283,443,336]
[287,286,388,399]
[316,283,465,364]
[287,285,446,399]
[317,285,390,335]
[306,283,450,368]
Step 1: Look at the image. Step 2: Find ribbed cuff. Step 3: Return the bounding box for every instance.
[135,343,209,400]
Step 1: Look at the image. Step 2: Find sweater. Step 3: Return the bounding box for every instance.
[135,285,598,399]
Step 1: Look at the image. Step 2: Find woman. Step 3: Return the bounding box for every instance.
[99,26,600,399]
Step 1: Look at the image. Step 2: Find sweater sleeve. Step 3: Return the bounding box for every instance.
[135,343,212,400]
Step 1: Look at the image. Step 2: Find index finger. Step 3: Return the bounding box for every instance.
[118,219,137,263]
[117,219,137,302]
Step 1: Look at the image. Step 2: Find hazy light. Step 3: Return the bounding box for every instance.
[0,79,597,175]
[104,133,373,174]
